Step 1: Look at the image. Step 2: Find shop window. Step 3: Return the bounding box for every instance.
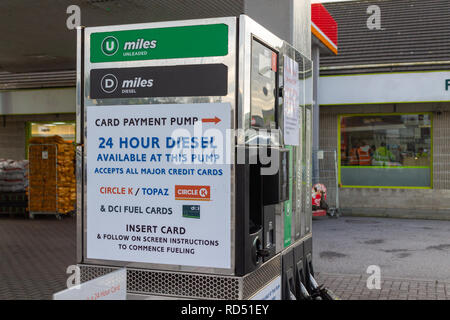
[339,113,432,188]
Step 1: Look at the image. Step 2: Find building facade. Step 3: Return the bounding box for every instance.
[319,0,450,219]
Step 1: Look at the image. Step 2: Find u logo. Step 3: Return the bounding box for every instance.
[101,36,119,56]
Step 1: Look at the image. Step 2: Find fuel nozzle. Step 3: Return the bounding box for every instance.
[257,248,271,258]
[308,273,340,300]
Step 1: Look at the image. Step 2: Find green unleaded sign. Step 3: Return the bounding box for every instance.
[90,24,228,63]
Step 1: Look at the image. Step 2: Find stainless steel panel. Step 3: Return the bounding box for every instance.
[281,43,307,243]
[79,253,281,300]
[237,15,284,141]
[76,26,84,264]
[238,16,284,253]
[292,0,311,59]
[238,15,312,250]
[242,254,281,299]
[305,106,313,234]
[304,58,313,235]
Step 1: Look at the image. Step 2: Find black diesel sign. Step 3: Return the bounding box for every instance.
[90,64,228,99]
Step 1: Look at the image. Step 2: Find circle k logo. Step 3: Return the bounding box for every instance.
[174,185,211,201]
[101,36,119,56]
[100,74,118,93]
[199,188,208,198]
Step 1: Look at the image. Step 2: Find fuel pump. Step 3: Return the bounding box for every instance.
[76,14,319,300]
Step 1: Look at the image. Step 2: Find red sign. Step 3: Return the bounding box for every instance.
[271,52,278,72]
[312,3,338,55]
[175,185,211,201]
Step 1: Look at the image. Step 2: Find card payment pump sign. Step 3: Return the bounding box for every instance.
[86,103,232,269]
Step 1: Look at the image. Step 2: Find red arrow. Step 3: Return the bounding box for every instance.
[201,116,221,124]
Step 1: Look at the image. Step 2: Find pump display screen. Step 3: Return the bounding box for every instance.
[250,39,277,129]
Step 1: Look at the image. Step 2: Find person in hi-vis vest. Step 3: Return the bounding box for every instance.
[373,142,395,166]
[349,141,360,166]
[357,141,371,166]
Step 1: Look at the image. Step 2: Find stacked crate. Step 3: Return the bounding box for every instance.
[28,136,76,215]
[56,141,76,213]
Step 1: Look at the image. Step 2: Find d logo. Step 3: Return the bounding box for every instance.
[101,36,119,56]
[100,74,118,93]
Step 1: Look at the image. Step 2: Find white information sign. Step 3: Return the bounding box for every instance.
[53,268,126,300]
[317,150,324,160]
[250,276,281,300]
[283,56,300,146]
[318,71,450,105]
[86,103,231,269]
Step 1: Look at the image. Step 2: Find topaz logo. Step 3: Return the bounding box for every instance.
[101,36,119,56]
[100,74,118,93]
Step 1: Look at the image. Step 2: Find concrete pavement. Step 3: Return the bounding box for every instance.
[315,272,449,300]
[0,215,76,300]
[313,216,450,299]
[313,216,450,281]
